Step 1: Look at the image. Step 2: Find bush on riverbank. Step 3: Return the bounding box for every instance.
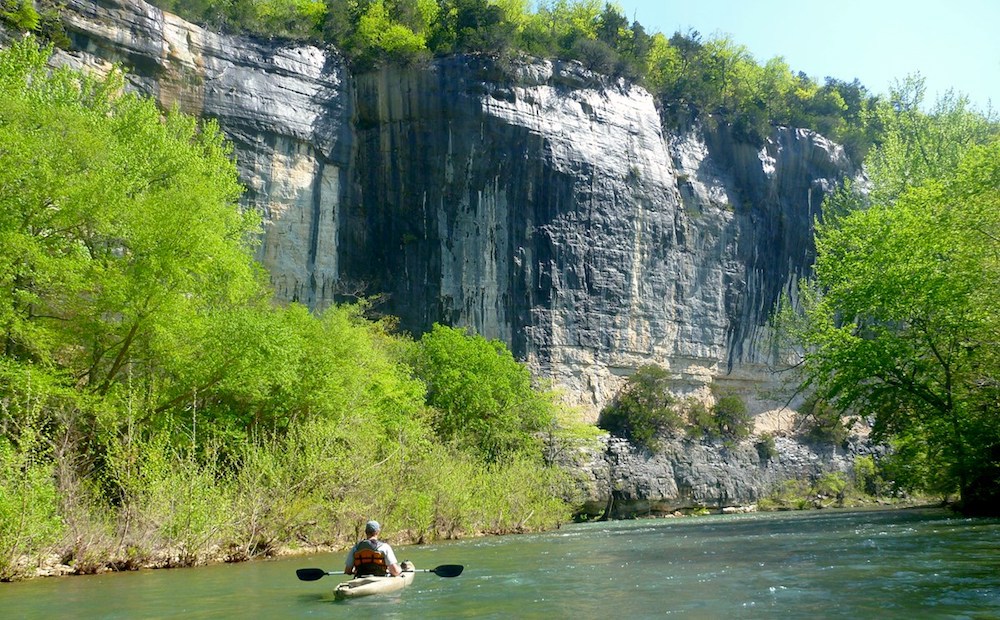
[598,372,754,451]
[2,367,576,580]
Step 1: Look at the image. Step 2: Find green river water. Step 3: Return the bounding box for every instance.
[2,507,998,618]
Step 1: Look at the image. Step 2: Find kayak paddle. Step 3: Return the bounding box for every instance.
[296,568,340,581]
[296,564,464,581]
[415,564,464,577]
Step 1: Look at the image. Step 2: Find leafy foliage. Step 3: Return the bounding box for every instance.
[686,392,752,447]
[796,85,1000,513]
[599,369,756,452]
[797,393,849,447]
[137,0,911,157]
[0,39,262,394]
[712,395,752,443]
[0,392,63,581]
[755,433,777,462]
[414,324,555,463]
[597,365,681,451]
[0,0,38,31]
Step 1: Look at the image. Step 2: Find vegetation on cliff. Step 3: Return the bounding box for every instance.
[0,39,593,580]
[141,0,877,156]
[0,0,881,160]
[597,365,753,452]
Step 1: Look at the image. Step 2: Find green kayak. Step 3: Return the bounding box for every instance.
[334,561,416,600]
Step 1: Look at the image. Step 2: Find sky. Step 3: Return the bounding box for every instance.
[612,0,999,112]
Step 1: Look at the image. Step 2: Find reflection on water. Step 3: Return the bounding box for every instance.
[3,507,999,618]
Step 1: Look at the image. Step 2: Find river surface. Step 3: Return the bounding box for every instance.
[3,507,998,618]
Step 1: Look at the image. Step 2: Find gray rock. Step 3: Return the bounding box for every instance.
[574,435,866,518]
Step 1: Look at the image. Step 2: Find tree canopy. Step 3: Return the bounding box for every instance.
[795,82,1000,514]
[414,323,554,463]
[0,38,263,397]
[597,364,681,451]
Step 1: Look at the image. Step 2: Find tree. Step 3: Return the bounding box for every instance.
[415,324,554,463]
[712,394,752,444]
[350,0,438,67]
[0,0,38,31]
[0,38,264,438]
[533,0,601,53]
[863,76,997,207]
[598,364,681,451]
[430,0,515,55]
[595,3,626,48]
[799,140,1000,514]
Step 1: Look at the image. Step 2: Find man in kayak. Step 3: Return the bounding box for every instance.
[344,520,403,577]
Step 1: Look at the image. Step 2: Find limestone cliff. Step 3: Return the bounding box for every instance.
[55,0,856,420]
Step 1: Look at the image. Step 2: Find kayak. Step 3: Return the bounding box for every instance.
[334,561,416,600]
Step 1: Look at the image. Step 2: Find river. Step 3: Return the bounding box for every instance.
[3,507,998,618]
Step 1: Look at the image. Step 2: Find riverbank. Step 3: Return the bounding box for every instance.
[16,495,941,581]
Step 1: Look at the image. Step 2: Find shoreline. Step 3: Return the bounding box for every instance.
[14,499,945,581]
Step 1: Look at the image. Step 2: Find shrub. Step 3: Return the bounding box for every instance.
[713,395,752,443]
[758,478,813,511]
[851,454,894,498]
[0,0,39,31]
[684,398,714,439]
[0,440,63,580]
[816,471,848,501]
[598,365,682,452]
[0,418,63,581]
[686,393,752,446]
[415,324,555,464]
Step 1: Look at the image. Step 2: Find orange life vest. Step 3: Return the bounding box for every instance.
[352,540,388,576]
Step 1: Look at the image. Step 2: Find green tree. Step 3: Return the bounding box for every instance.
[0,0,38,31]
[712,394,752,444]
[350,0,437,67]
[797,393,850,446]
[799,140,1000,514]
[0,39,263,397]
[862,76,997,207]
[598,364,681,451]
[429,0,516,55]
[684,392,751,445]
[148,0,326,38]
[414,324,554,463]
[0,38,576,573]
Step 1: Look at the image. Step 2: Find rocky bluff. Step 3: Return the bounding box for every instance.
[55,0,862,511]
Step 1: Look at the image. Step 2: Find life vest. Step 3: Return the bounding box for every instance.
[352,539,388,576]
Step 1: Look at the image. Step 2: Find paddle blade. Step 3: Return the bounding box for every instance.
[296,568,330,581]
[430,564,464,578]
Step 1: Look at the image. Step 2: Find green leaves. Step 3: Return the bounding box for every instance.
[415,324,554,463]
[799,95,1000,509]
[0,39,578,571]
[0,39,261,395]
[597,364,681,451]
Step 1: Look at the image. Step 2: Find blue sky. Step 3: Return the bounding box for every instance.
[612,0,999,112]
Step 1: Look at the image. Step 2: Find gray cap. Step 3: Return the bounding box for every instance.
[365,520,380,534]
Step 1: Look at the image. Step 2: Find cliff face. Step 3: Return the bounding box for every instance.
[56,0,855,417]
